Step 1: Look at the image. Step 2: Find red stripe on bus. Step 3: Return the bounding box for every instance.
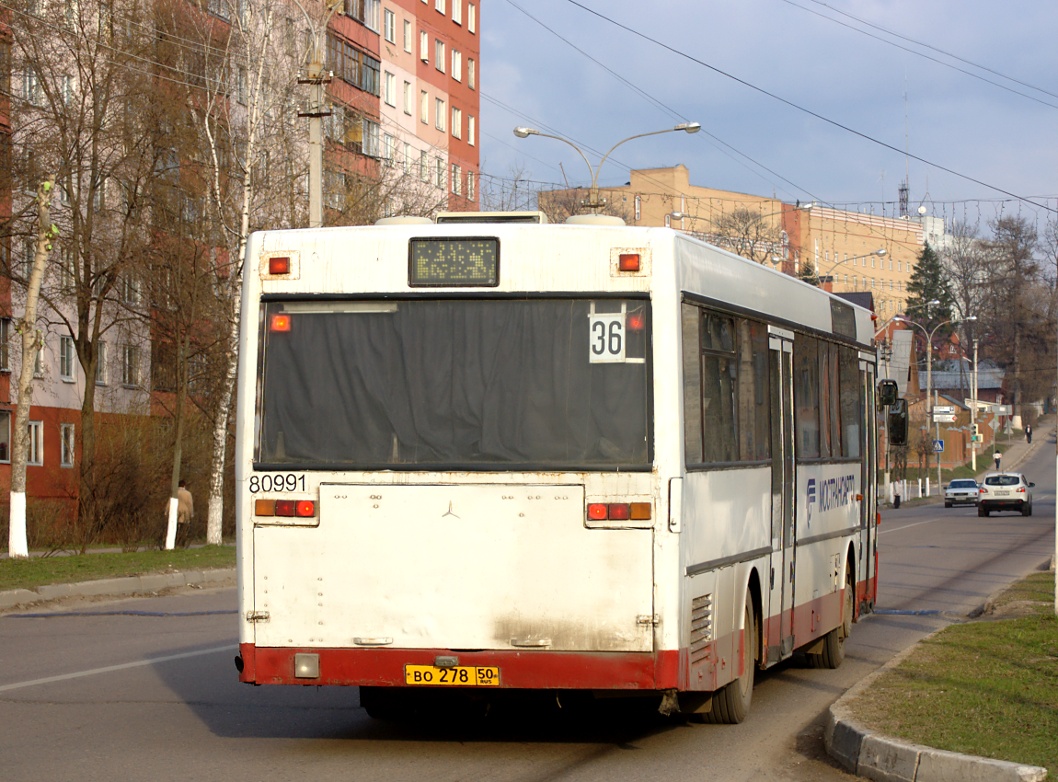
[239,643,678,690]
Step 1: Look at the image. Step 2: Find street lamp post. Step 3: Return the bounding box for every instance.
[513,123,701,214]
[895,309,976,495]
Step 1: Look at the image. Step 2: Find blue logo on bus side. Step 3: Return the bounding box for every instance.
[806,474,857,526]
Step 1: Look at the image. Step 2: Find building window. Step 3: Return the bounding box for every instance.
[420,90,429,124]
[435,39,445,73]
[28,421,43,466]
[452,164,461,194]
[452,0,461,24]
[435,157,445,189]
[60,335,75,381]
[0,411,9,462]
[435,0,444,12]
[122,344,139,387]
[419,30,428,61]
[383,71,396,106]
[420,150,429,182]
[467,58,475,90]
[467,171,475,200]
[435,98,445,131]
[0,318,10,372]
[635,195,642,221]
[403,19,412,52]
[121,275,141,305]
[96,342,107,385]
[467,115,475,146]
[383,8,395,42]
[451,106,461,139]
[403,142,413,174]
[23,67,43,106]
[61,423,75,467]
[468,3,476,33]
[403,81,412,114]
[451,49,461,81]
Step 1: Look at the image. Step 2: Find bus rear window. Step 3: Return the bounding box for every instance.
[256,298,652,470]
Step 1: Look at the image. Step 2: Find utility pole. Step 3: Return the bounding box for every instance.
[296,0,342,228]
[298,58,331,228]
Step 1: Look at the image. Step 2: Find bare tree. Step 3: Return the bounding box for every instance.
[7,180,54,557]
[190,0,308,544]
[708,208,783,264]
[980,215,1042,423]
[6,0,158,547]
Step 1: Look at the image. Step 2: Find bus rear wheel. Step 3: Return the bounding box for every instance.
[807,569,852,669]
[705,598,756,724]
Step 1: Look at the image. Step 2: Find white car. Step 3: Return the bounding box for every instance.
[977,473,1034,517]
[944,479,980,508]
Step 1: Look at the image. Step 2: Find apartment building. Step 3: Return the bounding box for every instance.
[542,164,933,317]
[330,0,480,216]
[0,0,481,530]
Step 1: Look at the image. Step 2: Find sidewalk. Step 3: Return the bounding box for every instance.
[0,567,234,612]
[824,422,1051,782]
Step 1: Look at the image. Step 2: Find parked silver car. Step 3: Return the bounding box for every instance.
[977,473,1034,517]
[944,478,980,507]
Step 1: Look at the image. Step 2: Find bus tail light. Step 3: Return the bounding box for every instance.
[270,313,292,332]
[618,253,641,272]
[256,499,316,518]
[586,502,652,521]
[268,256,291,275]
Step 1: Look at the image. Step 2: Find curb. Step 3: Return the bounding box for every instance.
[0,568,236,612]
[825,621,1049,781]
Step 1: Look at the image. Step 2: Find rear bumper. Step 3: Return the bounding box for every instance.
[238,643,679,691]
[980,500,1026,510]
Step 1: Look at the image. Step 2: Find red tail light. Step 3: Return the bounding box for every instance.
[268,256,291,275]
[258,499,316,518]
[618,253,641,272]
[586,502,652,521]
[270,313,292,332]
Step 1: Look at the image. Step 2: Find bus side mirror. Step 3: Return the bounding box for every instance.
[888,398,908,447]
[878,379,898,407]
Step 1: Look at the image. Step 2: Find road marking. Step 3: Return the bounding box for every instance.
[879,517,941,535]
[0,644,234,693]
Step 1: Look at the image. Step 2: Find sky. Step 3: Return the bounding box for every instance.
[479,0,1058,230]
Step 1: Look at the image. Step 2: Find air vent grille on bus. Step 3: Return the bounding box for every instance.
[690,593,714,664]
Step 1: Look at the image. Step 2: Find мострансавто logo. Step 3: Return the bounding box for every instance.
[806,474,857,525]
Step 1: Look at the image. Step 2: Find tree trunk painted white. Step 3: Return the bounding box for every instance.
[166,496,179,550]
[8,180,54,558]
[201,2,275,545]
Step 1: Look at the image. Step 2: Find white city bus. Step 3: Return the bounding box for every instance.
[234,212,880,723]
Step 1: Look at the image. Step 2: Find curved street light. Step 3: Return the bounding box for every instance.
[513,123,701,214]
[894,308,977,493]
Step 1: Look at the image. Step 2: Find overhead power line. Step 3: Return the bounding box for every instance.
[559,0,1057,215]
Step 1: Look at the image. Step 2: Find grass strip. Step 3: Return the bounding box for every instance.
[850,571,1057,773]
[0,546,236,592]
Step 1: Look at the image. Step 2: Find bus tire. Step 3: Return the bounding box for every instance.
[807,569,852,670]
[705,598,756,724]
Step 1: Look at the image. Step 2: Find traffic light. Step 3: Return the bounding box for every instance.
[877,379,898,407]
[972,423,979,439]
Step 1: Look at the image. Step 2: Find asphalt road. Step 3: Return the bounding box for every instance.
[0,445,1052,781]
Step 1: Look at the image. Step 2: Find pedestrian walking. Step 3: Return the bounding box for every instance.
[994,451,1002,471]
[1025,424,1032,444]
[176,479,194,548]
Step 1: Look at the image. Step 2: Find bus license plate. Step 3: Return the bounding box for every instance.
[404,665,500,687]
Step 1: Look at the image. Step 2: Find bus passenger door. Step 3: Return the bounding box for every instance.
[860,360,878,608]
[768,333,796,663]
